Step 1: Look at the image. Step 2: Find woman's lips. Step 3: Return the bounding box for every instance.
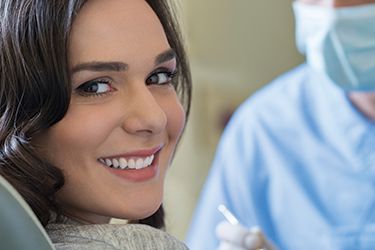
[98,145,162,182]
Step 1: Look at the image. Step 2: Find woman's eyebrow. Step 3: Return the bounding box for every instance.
[71,49,175,74]
[71,61,128,74]
[155,49,176,65]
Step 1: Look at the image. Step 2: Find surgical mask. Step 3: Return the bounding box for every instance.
[293,1,375,91]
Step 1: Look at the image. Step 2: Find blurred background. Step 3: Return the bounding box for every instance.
[163,0,304,240]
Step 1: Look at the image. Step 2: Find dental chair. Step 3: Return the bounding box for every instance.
[0,175,55,250]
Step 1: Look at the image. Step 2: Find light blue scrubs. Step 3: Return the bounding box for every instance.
[186,64,375,250]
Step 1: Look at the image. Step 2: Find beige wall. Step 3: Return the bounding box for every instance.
[164,0,304,240]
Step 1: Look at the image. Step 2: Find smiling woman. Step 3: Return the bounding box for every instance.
[0,0,191,249]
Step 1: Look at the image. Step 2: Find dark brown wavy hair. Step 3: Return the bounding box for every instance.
[0,0,191,229]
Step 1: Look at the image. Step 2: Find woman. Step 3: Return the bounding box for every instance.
[0,0,191,249]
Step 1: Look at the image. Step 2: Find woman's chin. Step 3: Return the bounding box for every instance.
[116,199,162,221]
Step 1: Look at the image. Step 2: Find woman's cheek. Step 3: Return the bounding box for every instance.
[57,104,120,143]
[164,94,186,143]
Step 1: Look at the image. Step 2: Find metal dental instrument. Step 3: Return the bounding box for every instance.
[218,204,239,225]
[217,204,267,250]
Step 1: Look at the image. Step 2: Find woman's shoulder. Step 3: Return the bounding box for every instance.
[46,222,189,250]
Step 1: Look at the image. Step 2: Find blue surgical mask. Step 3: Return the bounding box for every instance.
[293,1,375,91]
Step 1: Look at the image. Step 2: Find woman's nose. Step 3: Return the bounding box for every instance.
[120,86,167,136]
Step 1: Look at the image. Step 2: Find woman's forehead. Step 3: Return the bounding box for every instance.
[68,0,170,68]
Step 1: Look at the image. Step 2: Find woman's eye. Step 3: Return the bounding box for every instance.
[76,79,114,96]
[146,70,177,86]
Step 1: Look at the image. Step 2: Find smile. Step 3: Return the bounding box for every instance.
[98,146,163,182]
[99,154,155,170]
[97,145,163,171]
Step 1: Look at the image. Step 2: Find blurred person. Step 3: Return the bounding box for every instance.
[186,0,375,249]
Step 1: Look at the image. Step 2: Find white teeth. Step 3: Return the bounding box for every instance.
[105,159,112,167]
[119,158,127,169]
[99,154,155,170]
[128,159,136,169]
[145,156,150,166]
[145,155,153,166]
[144,158,150,167]
[112,158,119,168]
[136,158,144,169]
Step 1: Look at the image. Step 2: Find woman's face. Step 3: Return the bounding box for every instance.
[34,0,185,223]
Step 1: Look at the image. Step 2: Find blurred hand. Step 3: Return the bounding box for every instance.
[215,221,276,250]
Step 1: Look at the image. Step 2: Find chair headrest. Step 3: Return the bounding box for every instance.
[0,175,55,250]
